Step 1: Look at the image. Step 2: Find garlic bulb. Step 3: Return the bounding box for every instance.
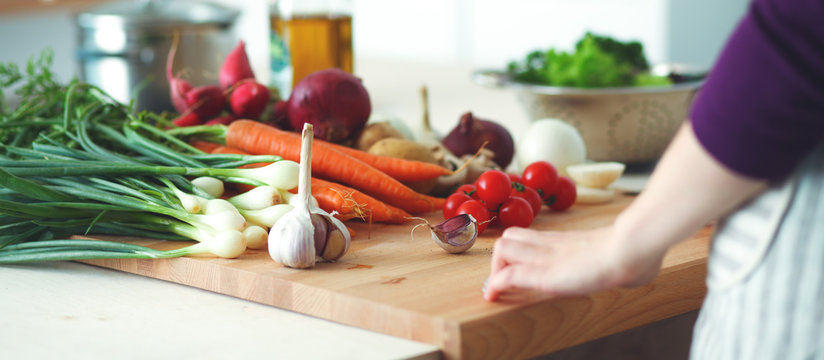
[268,123,351,268]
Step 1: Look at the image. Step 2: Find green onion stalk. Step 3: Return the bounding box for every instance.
[0,50,298,263]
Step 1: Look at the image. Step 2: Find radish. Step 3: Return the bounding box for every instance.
[219,40,255,90]
[205,114,237,126]
[166,35,225,118]
[229,79,270,119]
[172,112,203,127]
[286,68,372,143]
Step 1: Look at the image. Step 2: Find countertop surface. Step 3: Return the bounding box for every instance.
[1,58,655,360]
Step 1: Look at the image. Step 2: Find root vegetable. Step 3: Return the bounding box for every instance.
[442,112,514,169]
[230,79,270,119]
[219,40,255,90]
[367,137,440,194]
[286,68,371,143]
[575,185,616,204]
[355,122,405,151]
[166,34,225,118]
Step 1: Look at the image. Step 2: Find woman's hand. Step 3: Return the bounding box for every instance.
[483,226,664,302]
[484,123,767,302]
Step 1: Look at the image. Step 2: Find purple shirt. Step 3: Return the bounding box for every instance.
[690,0,824,180]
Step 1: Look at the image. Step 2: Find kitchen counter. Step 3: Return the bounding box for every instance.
[1,59,689,360]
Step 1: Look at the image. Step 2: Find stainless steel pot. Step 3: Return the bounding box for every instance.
[75,0,239,113]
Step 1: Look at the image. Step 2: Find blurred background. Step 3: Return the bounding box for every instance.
[0,0,749,85]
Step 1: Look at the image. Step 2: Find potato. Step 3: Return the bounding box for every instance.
[368,138,441,194]
[355,122,405,151]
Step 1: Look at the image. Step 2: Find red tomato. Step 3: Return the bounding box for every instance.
[498,196,535,228]
[506,173,523,184]
[547,176,577,211]
[456,199,492,233]
[510,183,543,216]
[443,192,472,219]
[475,170,512,207]
[521,161,559,201]
[455,184,478,199]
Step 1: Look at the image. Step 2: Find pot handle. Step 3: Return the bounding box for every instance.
[471,70,512,88]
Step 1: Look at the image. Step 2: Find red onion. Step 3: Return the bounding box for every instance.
[442,112,515,169]
[286,68,371,143]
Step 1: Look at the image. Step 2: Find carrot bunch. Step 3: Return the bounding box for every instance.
[195,121,448,224]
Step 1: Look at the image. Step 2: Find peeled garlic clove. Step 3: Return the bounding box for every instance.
[566,162,626,189]
[575,185,615,204]
[431,214,478,254]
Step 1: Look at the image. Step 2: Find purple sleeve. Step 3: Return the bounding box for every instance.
[690,0,824,180]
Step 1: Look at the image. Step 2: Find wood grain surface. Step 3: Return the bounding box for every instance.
[80,195,709,360]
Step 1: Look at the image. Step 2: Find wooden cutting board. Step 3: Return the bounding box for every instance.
[80,194,709,360]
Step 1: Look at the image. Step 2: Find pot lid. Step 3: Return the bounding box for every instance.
[75,0,238,29]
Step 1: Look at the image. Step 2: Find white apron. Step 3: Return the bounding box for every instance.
[690,140,824,359]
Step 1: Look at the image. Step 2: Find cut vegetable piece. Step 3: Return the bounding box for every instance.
[574,185,615,204]
[566,161,626,188]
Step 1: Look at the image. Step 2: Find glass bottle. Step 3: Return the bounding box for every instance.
[269,0,353,97]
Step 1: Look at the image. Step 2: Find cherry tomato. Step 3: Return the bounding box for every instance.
[506,173,523,184]
[456,199,491,233]
[475,170,512,207]
[498,196,535,229]
[510,182,543,216]
[521,161,559,201]
[443,192,472,219]
[455,184,478,199]
[546,176,577,211]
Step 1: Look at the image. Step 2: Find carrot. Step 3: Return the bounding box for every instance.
[208,144,425,221]
[226,120,444,213]
[190,140,222,153]
[316,138,450,182]
[311,178,412,224]
[223,120,449,182]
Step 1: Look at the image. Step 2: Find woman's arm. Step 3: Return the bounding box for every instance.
[484,122,768,302]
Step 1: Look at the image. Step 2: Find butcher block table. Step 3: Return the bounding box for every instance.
[72,194,708,360]
[1,59,708,360]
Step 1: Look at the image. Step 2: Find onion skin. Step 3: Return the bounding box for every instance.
[442,112,515,169]
[287,68,372,143]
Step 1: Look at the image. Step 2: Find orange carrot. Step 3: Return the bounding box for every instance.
[311,178,412,224]
[224,121,449,182]
[225,120,444,213]
[208,143,430,220]
[316,138,450,182]
[190,140,222,153]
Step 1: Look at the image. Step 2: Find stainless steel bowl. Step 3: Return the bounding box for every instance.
[473,65,704,164]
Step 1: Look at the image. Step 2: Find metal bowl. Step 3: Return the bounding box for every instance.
[473,65,704,164]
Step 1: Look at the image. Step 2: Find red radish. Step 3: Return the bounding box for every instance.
[205,114,237,126]
[287,68,371,143]
[172,112,203,127]
[219,40,255,90]
[166,35,225,118]
[229,79,270,119]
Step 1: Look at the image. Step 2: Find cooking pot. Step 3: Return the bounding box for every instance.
[75,0,239,113]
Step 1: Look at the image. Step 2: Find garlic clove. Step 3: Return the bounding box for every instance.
[320,226,348,261]
[311,213,329,256]
[431,214,478,254]
[268,210,316,268]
